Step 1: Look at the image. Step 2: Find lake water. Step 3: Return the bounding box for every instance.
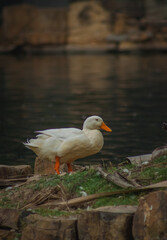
[0,53,167,167]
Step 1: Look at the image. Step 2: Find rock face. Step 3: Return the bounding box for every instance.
[1,2,167,52]
[78,205,137,240]
[0,206,137,240]
[21,214,77,240]
[0,165,32,179]
[68,1,111,45]
[0,194,167,240]
[0,208,20,230]
[132,190,167,240]
[0,229,17,240]
[0,209,20,240]
[2,4,68,46]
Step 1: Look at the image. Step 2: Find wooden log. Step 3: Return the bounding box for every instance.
[117,171,141,188]
[96,167,134,188]
[0,178,29,188]
[0,165,32,179]
[126,154,152,166]
[6,174,33,179]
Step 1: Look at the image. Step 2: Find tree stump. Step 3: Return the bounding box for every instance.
[34,157,55,175]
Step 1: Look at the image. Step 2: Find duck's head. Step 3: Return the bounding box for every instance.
[83,116,112,132]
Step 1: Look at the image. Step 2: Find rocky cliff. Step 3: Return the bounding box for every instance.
[0,1,167,53]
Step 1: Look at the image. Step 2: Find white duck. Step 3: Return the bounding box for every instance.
[24,116,112,174]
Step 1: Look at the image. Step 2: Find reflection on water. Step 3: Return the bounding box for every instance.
[0,53,167,166]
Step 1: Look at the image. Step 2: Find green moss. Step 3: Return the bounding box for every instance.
[26,175,61,191]
[34,208,71,217]
[33,207,83,217]
[93,193,139,208]
[140,166,167,183]
[14,233,21,240]
[0,195,17,209]
[153,155,167,163]
[25,169,120,196]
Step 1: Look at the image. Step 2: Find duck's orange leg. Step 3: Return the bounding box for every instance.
[67,163,73,173]
[55,156,60,175]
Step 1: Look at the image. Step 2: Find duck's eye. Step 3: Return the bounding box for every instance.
[95,119,98,121]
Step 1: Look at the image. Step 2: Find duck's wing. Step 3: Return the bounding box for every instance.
[35,128,82,140]
[24,128,82,156]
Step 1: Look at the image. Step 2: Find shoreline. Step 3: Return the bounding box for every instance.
[0,150,167,239]
[1,43,167,55]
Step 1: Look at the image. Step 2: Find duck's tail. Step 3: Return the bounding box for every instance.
[23,139,40,155]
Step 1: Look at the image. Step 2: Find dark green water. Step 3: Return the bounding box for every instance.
[0,53,167,167]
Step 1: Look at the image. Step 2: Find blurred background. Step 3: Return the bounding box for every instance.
[0,0,167,167]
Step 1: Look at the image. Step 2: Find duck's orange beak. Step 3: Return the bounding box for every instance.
[100,122,112,132]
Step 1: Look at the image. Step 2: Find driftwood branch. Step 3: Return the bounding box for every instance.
[42,180,167,209]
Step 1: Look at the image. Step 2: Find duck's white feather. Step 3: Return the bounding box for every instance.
[35,128,82,139]
[24,116,108,165]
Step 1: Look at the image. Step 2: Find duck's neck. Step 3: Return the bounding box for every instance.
[83,128,104,150]
[82,128,103,141]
